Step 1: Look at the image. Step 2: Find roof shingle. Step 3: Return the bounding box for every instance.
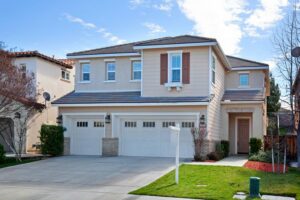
[222,90,265,101]
[52,91,209,105]
[226,56,268,68]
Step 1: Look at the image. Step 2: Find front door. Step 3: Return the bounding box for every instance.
[237,118,250,154]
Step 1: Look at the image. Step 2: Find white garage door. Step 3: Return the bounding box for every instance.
[71,118,105,155]
[120,117,195,158]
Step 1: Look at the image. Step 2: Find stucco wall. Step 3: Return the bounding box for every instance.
[74,57,141,92]
[225,70,265,89]
[142,47,209,97]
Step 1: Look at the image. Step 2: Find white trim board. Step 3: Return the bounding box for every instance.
[67,53,141,59]
[53,102,209,107]
[74,89,141,93]
[133,42,217,50]
[231,66,269,71]
[221,101,264,104]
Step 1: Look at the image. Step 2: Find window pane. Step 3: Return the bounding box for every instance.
[107,63,115,71]
[108,72,115,80]
[82,64,90,73]
[172,69,180,82]
[133,71,141,80]
[83,73,90,81]
[240,74,249,86]
[172,54,181,69]
[66,73,70,80]
[133,61,141,71]
[212,71,215,84]
[61,70,65,79]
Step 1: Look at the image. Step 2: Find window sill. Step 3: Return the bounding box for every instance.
[79,81,91,84]
[60,78,71,83]
[103,80,116,83]
[238,85,250,88]
[129,80,141,82]
[164,82,183,91]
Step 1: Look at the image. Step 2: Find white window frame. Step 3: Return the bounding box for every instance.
[80,63,90,82]
[131,60,142,81]
[61,69,70,81]
[211,56,216,85]
[239,73,250,87]
[106,62,116,81]
[167,51,182,84]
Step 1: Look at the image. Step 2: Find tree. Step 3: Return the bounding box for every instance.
[191,115,208,161]
[0,48,44,161]
[267,73,281,115]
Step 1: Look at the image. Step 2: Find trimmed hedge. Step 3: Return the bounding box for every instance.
[0,144,5,164]
[249,138,262,155]
[40,124,64,156]
[221,140,229,157]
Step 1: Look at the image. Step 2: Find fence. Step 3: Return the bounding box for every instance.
[264,135,297,160]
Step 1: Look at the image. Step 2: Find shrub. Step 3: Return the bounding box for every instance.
[249,150,284,164]
[249,138,262,155]
[221,140,229,157]
[0,144,5,164]
[40,124,64,156]
[207,151,223,161]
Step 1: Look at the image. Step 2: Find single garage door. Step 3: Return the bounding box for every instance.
[120,117,195,158]
[71,118,105,155]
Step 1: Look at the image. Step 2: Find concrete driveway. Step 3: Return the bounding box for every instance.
[0,156,184,200]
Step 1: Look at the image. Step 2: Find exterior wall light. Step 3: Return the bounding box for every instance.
[14,112,21,119]
[200,114,206,126]
[105,114,111,124]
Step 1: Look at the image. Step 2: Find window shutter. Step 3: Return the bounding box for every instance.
[160,53,168,85]
[182,52,190,84]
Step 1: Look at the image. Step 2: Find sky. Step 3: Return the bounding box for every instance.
[0,0,294,71]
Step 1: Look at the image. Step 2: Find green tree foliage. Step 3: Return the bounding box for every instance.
[40,124,64,156]
[267,73,281,115]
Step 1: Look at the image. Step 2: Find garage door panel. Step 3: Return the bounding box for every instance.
[71,119,104,156]
[120,117,195,158]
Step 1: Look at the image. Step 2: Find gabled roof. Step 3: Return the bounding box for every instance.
[52,91,209,105]
[222,90,265,101]
[226,55,269,68]
[67,35,217,57]
[11,51,73,69]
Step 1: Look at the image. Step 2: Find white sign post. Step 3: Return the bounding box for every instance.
[169,123,180,184]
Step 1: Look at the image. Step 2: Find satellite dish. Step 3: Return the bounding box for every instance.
[43,92,51,101]
[291,47,300,57]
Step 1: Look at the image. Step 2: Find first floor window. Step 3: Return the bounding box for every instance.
[239,73,249,86]
[106,62,115,81]
[132,61,141,80]
[77,121,88,127]
[170,53,182,83]
[81,63,90,81]
[212,56,216,84]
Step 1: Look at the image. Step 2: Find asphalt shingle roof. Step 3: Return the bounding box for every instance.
[222,90,265,101]
[226,56,268,68]
[52,91,209,105]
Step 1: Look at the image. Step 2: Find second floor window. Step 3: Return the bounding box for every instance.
[212,56,216,84]
[106,62,115,81]
[132,61,141,80]
[170,53,182,83]
[61,69,70,81]
[239,73,249,86]
[81,63,90,81]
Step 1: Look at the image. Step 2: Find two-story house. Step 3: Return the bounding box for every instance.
[0,51,74,153]
[53,35,269,157]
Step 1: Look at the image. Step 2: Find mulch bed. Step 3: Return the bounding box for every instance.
[244,161,288,173]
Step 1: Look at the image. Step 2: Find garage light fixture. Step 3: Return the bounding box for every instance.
[14,112,21,119]
[105,114,111,124]
[200,115,206,126]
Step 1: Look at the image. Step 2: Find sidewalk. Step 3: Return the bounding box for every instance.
[185,155,248,167]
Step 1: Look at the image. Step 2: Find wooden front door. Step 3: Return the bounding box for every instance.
[237,118,250,154]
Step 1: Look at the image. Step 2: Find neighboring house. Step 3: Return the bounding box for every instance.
[53,35,270,157]
[276,108,294,135]
[0,51,74,153]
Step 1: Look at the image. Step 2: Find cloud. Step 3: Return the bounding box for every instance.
[263,59,277,71]
[153,0,173,12]
[143,22,166,34]
[245,0,289,35]
[64,13,126,45]
[129,0,146,8]
[63,13,96,29]
[177,0,246,55]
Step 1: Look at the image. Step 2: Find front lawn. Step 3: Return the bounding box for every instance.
[131,165,300,200]
[0,157,42,169]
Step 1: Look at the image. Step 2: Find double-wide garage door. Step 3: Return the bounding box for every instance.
[71,118,105,155]
[120,118,195,158]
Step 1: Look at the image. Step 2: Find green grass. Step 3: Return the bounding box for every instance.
[130,165,300,200]
[0,158,41,169]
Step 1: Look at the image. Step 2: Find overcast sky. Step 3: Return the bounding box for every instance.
[1,0,294,72]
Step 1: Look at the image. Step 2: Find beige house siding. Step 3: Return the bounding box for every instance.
[207,50,225,141]
[74,57,141,92]
[142,47,209,97]
[225,70,265,90]
[14,57,75,151]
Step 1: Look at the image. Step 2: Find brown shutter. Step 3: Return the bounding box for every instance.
[182,52,190,84]
[160,53,168,85]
